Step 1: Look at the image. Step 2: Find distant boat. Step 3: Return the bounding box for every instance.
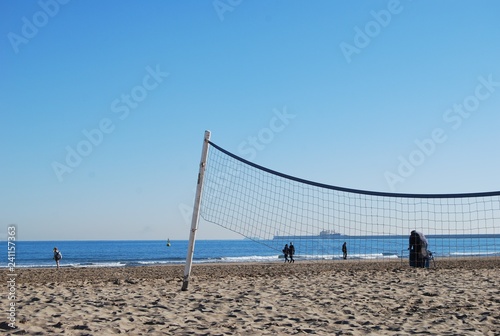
[273,230,342,240]
[166,239,171,247]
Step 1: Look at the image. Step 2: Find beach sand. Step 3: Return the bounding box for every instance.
[2,258,499,335]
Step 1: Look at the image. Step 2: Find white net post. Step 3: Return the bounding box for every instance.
[181,130,211,291]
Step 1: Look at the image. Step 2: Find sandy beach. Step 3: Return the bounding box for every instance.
[2,258,499,335]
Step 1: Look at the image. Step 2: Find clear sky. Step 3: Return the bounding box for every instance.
[1,0,500,241]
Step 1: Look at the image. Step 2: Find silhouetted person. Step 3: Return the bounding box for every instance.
[288,242,295,263]
[282,244,289,263]
[342,242,347,260]
[53,247,62,269]
[408,230,428,267]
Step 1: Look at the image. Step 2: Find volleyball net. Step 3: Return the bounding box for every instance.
[182,131,500,289]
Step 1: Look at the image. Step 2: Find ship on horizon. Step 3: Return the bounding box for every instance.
[273,229,343,240]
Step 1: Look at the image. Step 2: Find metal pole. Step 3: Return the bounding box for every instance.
[181,130,211,291]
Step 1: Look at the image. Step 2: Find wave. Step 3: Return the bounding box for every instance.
[135,260,185,265]
[3,262,128,269]
[3,250,498,269]
[220,253,401,263]
[75,262,127,268]
[449,251,500,258]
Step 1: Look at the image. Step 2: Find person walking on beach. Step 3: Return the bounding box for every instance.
[288,242,295,263]
[53,247,62,269]
[282,244,289,263]
[342,242,347,260]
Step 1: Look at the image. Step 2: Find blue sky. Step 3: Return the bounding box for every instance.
[1,0,499,241]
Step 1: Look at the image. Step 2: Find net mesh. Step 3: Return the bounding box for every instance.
[199,141,500,262]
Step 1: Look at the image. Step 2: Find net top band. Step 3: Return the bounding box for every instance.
[208,141,500,199]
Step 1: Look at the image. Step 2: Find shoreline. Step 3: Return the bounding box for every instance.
[4,257,499,285]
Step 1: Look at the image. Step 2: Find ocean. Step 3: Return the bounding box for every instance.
[2,235,500,269]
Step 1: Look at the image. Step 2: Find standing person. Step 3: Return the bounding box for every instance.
[53,247,62,269]
[282,244,289,263]
[408,230,429,267]
[342,242,347,260]
[408,230,419,267]
[288,242,295,263]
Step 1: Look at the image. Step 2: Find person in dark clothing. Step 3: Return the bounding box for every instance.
[288,242,295,263]
[408,230,428,267]
[342,242,347,260]
[53,247,62,269]
[282,244,289,263]
[408,230,420,266]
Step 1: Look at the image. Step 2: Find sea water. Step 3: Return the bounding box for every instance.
[1,236,499,268]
